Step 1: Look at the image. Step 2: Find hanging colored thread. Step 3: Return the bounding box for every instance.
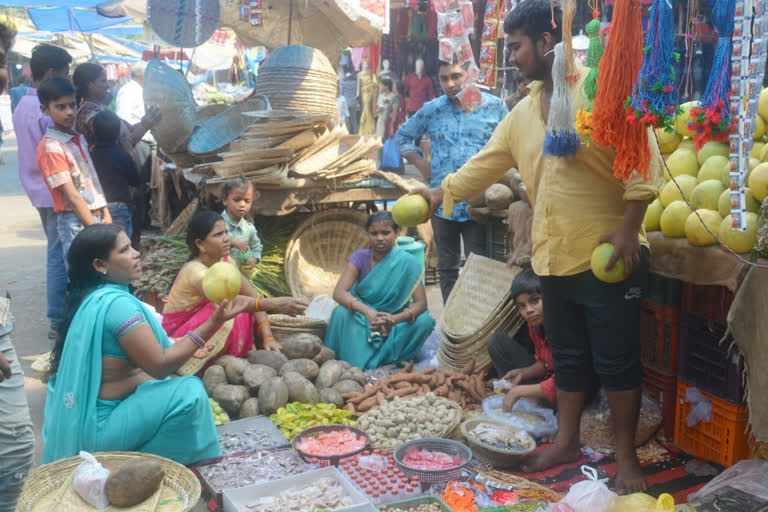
[688,0,736,149]
[441,482,480,512]
[591,0,651,182]
[561,0,579,82]
[575,18,604,140]
[543,42,581,157]
[626,0,679,131]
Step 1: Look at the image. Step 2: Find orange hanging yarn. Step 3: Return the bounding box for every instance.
[590,0,651,182]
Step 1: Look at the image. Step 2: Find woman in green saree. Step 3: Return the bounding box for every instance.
[324,212,435,370]
[41,224,251,464]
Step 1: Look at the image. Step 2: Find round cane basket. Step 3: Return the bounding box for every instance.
[144,59,197,154]
[17,451,200,512]
[393,439,472,489]
[252,45,338,117]
[460,418,536,470]
[292,425,370,467]
[284,209,369,300]
[361,400,463,453]
[268,314,328,340]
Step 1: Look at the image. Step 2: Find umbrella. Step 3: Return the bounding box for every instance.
[98,0,384,65]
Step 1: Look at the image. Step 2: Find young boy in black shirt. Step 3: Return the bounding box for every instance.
[89,110,140,238]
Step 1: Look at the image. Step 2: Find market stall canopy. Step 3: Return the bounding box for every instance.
[27,6,130,32]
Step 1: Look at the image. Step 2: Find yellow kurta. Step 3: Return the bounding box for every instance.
[441,64,664,277]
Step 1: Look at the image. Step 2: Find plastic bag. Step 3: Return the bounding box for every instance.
[482,395,558,439]
[304,294,337,322]
[415,330,441,370]
[72,451,110,510]
[560,466,617,512]
[605,492,675,512]
[684,386,712,427]
[381,138,402,170]
[688,459,768,502]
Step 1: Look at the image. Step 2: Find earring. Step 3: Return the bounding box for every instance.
[102,270,107,275]
[200,247,207,254]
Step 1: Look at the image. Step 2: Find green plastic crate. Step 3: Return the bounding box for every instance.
[379,496,452,511]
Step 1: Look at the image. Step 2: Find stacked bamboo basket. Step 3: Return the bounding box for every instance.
[437,254,525,374]
[252,45,339,116]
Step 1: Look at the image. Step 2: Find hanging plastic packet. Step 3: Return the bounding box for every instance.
[72,451,111,510]
[457,85,484,111]
[456,35,475,66]
[438,11,465,39]
[434,0,461,14]
[463,61,481,87]
[460,1,475,34]
[439,38,455,62]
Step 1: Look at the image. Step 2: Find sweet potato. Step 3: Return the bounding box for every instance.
[213,384,249,416]
[280,333,323,360]
[257,377,289,414]
[202,365,227,396]
[224,358,249,385]
[247,350,288,372]
[424,368,437,375]
[282,371,320,404]
[394,381,412,390]
[358,395,381,411]
[279,359,320,381]
[106,459,165,507]
[243,364,277,395]
[402,361,415,373]
[312,346,335,367]
[319,388,344,407]
[239,397,260,418]
[461,360,475,375]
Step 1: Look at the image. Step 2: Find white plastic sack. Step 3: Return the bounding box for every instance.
[684,386,712,427]
[72,451,110,509]
[482,395,558,439]
[560,466,617,512]
[304,294,337,322]
[688,459,768,502]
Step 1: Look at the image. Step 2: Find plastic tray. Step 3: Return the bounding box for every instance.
[674,380,753,468]
[677,312,744,403]
[221,466,374,512]
[379,496,453,511]
[215,415,289,455]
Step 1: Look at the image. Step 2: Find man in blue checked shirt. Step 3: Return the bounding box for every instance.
[395,59,508,302]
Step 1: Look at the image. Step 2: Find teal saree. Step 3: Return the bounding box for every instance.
[324,247,435,370]
[42,284,220,465]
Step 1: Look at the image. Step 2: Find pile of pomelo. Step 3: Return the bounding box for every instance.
[646,92,768,254]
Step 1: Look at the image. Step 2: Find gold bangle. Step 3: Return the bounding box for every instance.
[253,297,261,312]
[348,298,358,311]
[257,320,271,331]
[264,336,277,344]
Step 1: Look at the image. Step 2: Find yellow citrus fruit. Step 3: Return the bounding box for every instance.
[590,243,626,283]
[698,155,728,183]
[644,199,664,232]
[718,188,761,217]
[202,261,242,304]
[691,179,726,211]
[666,148,699,178]
[719,213,759,253]
[660,200,694,238]
[685,209,722,246]
[392,194,430,227]
[660,175,697,207]
[749,163,768,201]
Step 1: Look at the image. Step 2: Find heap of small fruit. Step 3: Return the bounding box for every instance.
[209,397,230,426]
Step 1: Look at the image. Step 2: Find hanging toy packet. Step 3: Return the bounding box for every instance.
[72,451,111,509]
[559,465,617,512]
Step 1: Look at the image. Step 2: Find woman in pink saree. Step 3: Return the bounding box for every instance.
[162,211,307,375]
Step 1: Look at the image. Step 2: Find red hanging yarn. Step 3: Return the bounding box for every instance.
[590,0,651,182]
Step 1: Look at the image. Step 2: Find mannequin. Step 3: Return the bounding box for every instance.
[339,65,359,133]
[379,59,393,83]
[357,60,379,136]
[404,58,435,117]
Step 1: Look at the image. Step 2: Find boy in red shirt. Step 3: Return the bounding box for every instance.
[36,77,110,266]
[501,268,557,411]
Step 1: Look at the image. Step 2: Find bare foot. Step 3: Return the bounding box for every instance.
[521,441,581,473]
[615,453,647,495]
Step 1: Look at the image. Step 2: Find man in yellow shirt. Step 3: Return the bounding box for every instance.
[418,0,663,494]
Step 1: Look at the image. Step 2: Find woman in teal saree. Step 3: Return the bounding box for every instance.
[325,212,435,370]
[41,225,251,465]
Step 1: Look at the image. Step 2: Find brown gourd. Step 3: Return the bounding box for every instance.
[105,459,165,507]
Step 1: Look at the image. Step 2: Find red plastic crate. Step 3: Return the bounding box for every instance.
[640,300,680,373]
[681,283,734,326]
[673,380,752,467]
[643,366,677,439]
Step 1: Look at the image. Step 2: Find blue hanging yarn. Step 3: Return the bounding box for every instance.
[626,0,678,130]
[689,0,736,147]
[543,42,581,157]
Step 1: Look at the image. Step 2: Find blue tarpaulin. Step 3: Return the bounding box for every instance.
[27,7,129,32]
[0,0,103,6]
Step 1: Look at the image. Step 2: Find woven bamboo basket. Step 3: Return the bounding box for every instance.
[460,418,536,469]
[149,0,220,48]
[188,110,254,155]
[284,209,369,299]
[17,451,200,512]
[195,103,229,124]
[268,314,328,340]
[144,60,197,154]
[252,45,338,117]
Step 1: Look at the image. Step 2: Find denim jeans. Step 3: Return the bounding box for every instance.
[431,216,487,303]
[0,314,35,512]
[108,203,133,239]
[37,208,67,330]
[55,212,102,271]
